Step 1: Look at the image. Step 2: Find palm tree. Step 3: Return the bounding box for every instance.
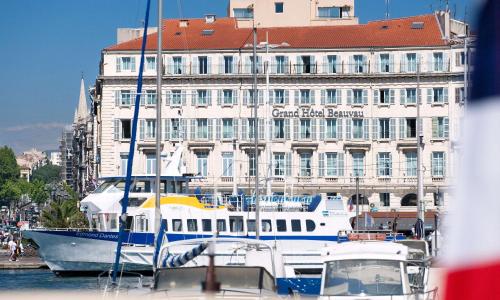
[41,200,88,228]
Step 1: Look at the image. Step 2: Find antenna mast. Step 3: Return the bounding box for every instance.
[385,0,390,19]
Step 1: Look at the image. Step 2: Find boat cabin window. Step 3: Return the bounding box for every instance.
[98,213,120,231]
[291,219,301,232]
[125,216,133,231]
[216,219,226,232]
[187,219,198,232]
[276,219,287,232]
[262,219,272,232]
[93,181,115,193]
[229,216,244,232]
[306,220,316,232]
[202,219,212,232]
[135,215,149,232]
[247,220,256,232]
[128,197,148,207]
[323,259,404,296]
[172,219,183,232]
[131,180,151,193]
[161,180,187,194]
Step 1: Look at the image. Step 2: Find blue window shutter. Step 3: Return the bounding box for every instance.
[164,119,170,140]
[217,90,222,106]
[190,119,196,140]
[310,90,316,105]
[116,57,121,72]
[363,89,368,105]
[373,89,379,105]
[284,90,289,104]
[337,89,342,105]
[207,90,212,106]
[192,91,196,106]
[241,118,247,140]
[444,88,449,103]
[390,89,396,104]
[181,119,187,140]
[390,118,396,140]
[337,119,343,140]
[286,152,292,176]
[258,90,264,106]
[208,119,214,140]
[311,119,317,140]
[139,119,145,140]
[293,119,298,141]
[207,56,212,74]
[427,89,433,104]
[216,119,221,140]
[165,91,171,106]
[296,56,302,74]
[233,89,238,105]
[320,119,325,140]
[338,153,344,176]
[400,89,406,105]
[364,119,370,140]
[243,90,248,106]
[140,92,145,106]
[321,90,326,105]
[284,119,290,140]
[113,119,119,140]
[182,91,187,106]
[389,53,395,72]
[233,119,239,139]
[130,57,136,72]
[444,117,450,138]
[319,153,325,177]
[268,90,274,105]
[115,90,120,106]
[372,118,378,141]
[294,90,299,105]
[346,119,351,140]
[399,118,405,139]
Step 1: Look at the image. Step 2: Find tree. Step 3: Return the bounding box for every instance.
[0,146,19,188]
[41,200,88,228]
[31,164,61,184]
[29,180,50,204]
[0,179,22,209]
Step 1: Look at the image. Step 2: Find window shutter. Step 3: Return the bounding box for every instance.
[310,90,316,105]
[190,119,196,140]
[216,119,221,140]
[348,56,353,73]
[444,117,449,138]
[363,90,368,105]
[427,52,433,72]
[346,119,352,140]
[167,56,174,74]
[338,153,344,176]
[130,57,136,72]
[113,119,119,140]
[233,56,238,74]
[399,118,405,139]
[164,91,171,106]
[241,119,247,140]
[373,90,379,105]
[337,119,343,140]
[310,55,316,73]
[182,119,187,140]
[375,54,380,73]
[321,90,326,105]
[427,89,433,104]
[319,153,325,177]
[294,90,299,105]
[293,119,298,141]
[284,56,290,74]
[164,119,170,140]
[390,118,396,140]
[443,53,449,71]
[335,56,341,74]
[285,152,292,176]
[443,152,447,177]
[207,90,212,106]
[232,89,238,105]
[218,55,223,74]
[320,119,325,140]
[268,90,274,105]
[296,56,302,74]
[182,91,187,106]
[258,90,264,106]
[259,118,265,140]
[347,89,353,105]
[432,117,438,138]
[192,91,196,106]
[233,119,239,139]
[389,53,395,72]
[390,89,395,104]
[139,119,145,140]
[372,118,378,140]
[243,90,248,106]
[311,119,317,140]
[444,88,449,103]
[284,119,290,140]
[363,119,370,140]
[284,90,289,104]
[323,56,328,73]
[400,89,406,105]
[376,153,381,176]
[116,57,121,72]
[207,56,212,74]
[208,119,213,140]
[192,56,199,74]
[337,89,342,105]
[140,92,145,106]
[217,90,222,106]
[115,90,120,106]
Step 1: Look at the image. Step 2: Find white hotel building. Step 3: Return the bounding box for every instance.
[93,0,470,212]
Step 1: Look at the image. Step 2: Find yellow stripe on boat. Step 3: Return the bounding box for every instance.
[140,195,225,210]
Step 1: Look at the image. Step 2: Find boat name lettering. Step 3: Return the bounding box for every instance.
[272,108,364,118]
[75,232,119,240]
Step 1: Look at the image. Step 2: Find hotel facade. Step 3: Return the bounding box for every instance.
[93,0,470,212]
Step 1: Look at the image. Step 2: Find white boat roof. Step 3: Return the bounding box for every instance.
[322,241,409,262]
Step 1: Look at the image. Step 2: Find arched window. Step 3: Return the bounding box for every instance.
[349,194,369,205]
[306,220,316,232]
[401,193,418,206]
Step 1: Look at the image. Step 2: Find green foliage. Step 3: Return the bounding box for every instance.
[29,180,50,204]
[31,164,61,184]
[41,200,88,228]
[0,146,19,188]
[0,180,22,203]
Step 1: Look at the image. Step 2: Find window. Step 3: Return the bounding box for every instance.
[247,220,256,232]
[274,119,285,139]
[432,152,446,177]
[456,51,465,67]
[262,219,272,232]
[196,119,208,139]
[170,119,181,139]
[379,118,390,139]
[299,56,313,74]
[300,152,312,177]
[248,152,256,176]
[352,152,364,177]
[173,56,183,74]
[273,153,285,176]
[456,87,465,103]
[380,193,390,207]
[119,90,132,106]
[229,217,243,232]
[327,55,338,73]
[146,57,156,71]
[233,8,253,18]
[145,120,156,139]
[305,220,316,232]
[406,151,417,177]
[405,88,417,104]
[300,119,312,139]
[291,220,301,232]
[117,56,136,72]
[202,219,212,232]
[197,90,208,106]
[222,152,234,177]
[275,2,283,13]
[378,89,393,105]
[431,88,446,104]
[187,219,198,232]
[196,151,208,176]
[353,55,365,73]
[171,90,182,106]
[353,89,363,104]
[325,153,342,177]
[222,90,233,105]
[198,56,208,74]
[434,191,444,206]
[275,56,286,74]
[274,89,285,104]
[325,89,338,105]
[276,220,287,232]
[146,154,156,175]
[318,7,340,18]
[222,118,234,139]
[145,90,156,105]
[216,219,226,232]
[352,119,364,139]
[377,152,392,177]
[300,89,311,104]
[432,117,449,139]
[406,53,417,72]
[325,118,337,139]
[379,54,390,72]
[433,52,444,71]
[121,119,131,139]
[120,155,128,176]
[224,56,233,74]
[172,219,182,232]
[401,118,417,139]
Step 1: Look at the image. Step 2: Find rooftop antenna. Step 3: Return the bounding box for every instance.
[385,0,390,19]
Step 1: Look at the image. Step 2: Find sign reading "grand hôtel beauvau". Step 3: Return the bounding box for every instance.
[272,108,364,119]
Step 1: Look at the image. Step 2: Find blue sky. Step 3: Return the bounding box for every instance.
[0,0,473,153]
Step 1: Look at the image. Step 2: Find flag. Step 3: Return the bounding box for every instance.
[444,1,500,299]
[348,198,354,212]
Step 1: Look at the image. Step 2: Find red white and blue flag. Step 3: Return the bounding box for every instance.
[444,1,500,299]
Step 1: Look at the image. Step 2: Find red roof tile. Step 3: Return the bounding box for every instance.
[106,14,447,51]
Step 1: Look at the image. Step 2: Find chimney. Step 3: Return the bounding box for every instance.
[205,14,216,24]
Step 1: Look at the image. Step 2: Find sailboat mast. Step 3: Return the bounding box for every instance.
[417,55,425,234]
[265,32,272,196]
[253,26,260,240]
[154,0,163,256]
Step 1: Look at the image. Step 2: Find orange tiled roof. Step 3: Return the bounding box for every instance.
[105,14,447,51]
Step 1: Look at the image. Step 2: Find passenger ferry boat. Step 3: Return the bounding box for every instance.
[24,148,352,274]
